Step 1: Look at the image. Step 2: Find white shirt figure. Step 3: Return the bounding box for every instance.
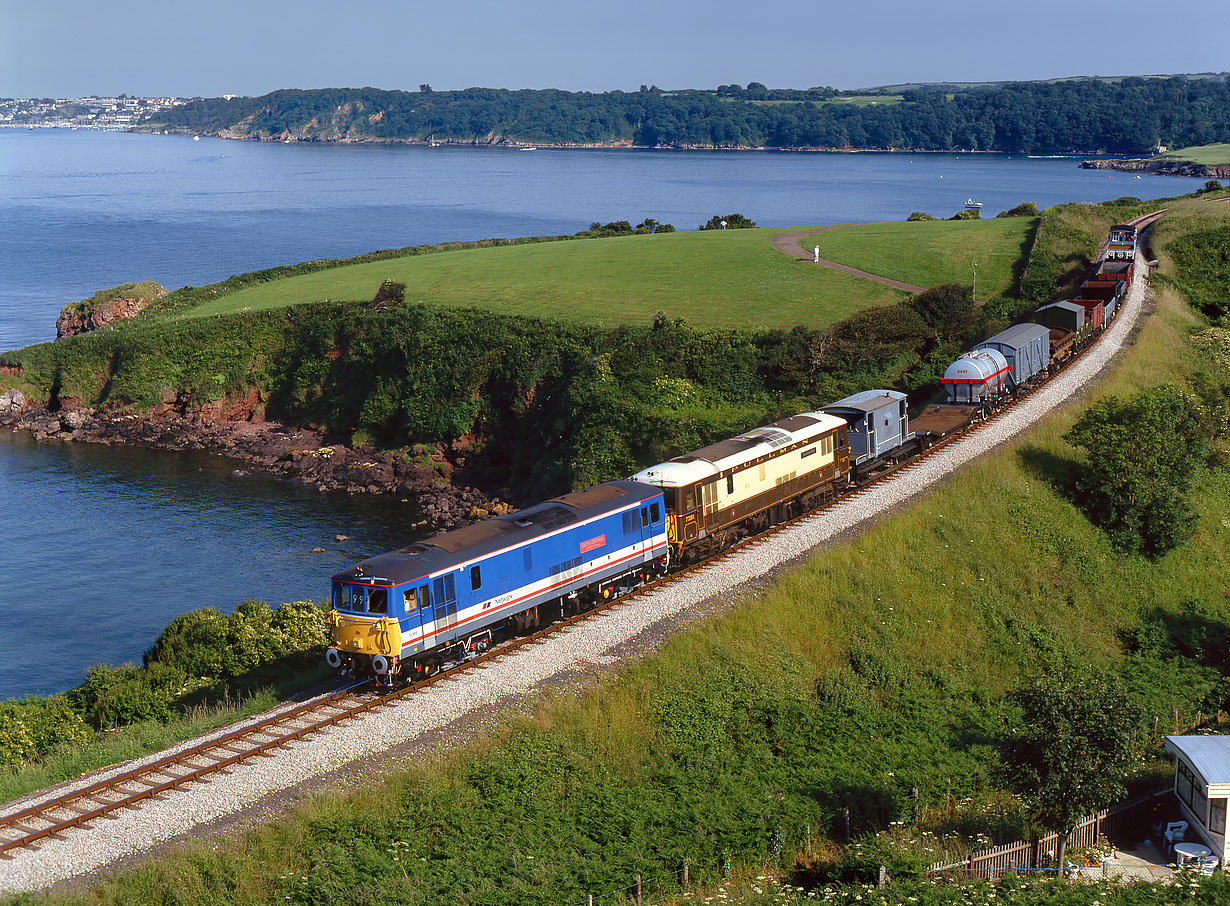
[720,220,727,230]
[814,245,820,264]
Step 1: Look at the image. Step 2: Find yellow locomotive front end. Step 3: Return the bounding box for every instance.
[325,579,402,679]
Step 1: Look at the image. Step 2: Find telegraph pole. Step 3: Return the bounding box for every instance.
[972,261,977,305]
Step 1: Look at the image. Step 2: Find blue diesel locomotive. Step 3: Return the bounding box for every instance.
[328,480,669,682]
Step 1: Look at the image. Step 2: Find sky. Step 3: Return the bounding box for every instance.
[1,0,1226,99]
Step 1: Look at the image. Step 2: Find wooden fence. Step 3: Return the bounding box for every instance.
[928,785,1171,879]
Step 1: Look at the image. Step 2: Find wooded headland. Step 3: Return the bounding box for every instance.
[138,77,1230,154]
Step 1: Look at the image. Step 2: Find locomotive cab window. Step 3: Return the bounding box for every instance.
[368,588,387,614]
[641,507,649,528]
[348,587,365,613]
[650,502,660,523]
[726,474,734,494]
[683,486,696,510]
[332,584,346,610]
[404,587,418,610]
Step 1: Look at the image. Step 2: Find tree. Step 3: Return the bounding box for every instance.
[699,213,756,230]
[1000,672,1137,871]
[1063,385,1207,556]
[371,279,406,310]
[910,282,975,343]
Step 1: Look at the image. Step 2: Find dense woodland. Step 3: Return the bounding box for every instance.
[149,77,1230,153]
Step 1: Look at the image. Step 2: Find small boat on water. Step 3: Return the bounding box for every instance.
[964,198,983,210]
[193,135,200,141]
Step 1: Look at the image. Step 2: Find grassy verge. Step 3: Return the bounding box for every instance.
[804,218,1036,297]
[20,202,1230,905]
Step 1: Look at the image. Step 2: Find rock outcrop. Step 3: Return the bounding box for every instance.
[56,281,168,338]
[1080,158,1230,179]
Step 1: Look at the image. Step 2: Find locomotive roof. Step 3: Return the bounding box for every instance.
[823,389,906,414]
[331,480,660,586]
[630,411,846,488]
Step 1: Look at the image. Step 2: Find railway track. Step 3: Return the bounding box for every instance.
[0,212,1164,860]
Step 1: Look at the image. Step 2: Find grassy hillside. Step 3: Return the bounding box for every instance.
[149,227,909,330]
[1156,143,1230,166]
[25,203,1230,906]
[804,218,1036,297]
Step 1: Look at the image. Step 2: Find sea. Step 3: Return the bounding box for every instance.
[0,128,1207,700]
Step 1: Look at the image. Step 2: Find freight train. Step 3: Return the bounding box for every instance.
[326,221,1144,683]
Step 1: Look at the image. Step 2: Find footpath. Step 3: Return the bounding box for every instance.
[771,225,924,292]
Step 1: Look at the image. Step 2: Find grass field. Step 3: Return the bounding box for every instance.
[159,227,909,331]
[802,218,1037,298]
[1156,143,1230,166]
[151,219,1040,333]
[34,200,1230,906]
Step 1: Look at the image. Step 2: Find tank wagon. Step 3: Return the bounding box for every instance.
[940,348,1010,405]
[328,480,668,682]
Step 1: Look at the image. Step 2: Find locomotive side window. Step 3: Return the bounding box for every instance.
[418,584,430,611]
[404,587,417,610]
[726,473,734,494]
[684,486,696,510]
[622,511,634,534]
[368,588,387,614]
[523,547,533,571]
[650,502,660,523]
[641,507,649,528]
[471,565,482,590]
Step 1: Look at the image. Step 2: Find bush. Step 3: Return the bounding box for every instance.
[1063,385,1208,556]
[950,208,981,220]
[997,201,1038,217]
[906,211,937,221]
[698,213,756,230]
[371,279,406,308]
[0,696,94,766]
[70,663,187,730]
[145,600,328,681]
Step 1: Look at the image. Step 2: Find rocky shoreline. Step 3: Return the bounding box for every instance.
[1080,157,1230,179]
[0,392,511,532]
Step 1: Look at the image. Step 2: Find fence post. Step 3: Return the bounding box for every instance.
[806,823,812,855]
[912,787,919,821]
[588,896,593,906]
[1152,715,1159,736]
[843,808,851,842]
[635,874,642,906]
[878,865,887,888]
[683,861,689,887]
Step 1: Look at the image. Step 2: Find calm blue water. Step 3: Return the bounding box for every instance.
[0,130,1207,699]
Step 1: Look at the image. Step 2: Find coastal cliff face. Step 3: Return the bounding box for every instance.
[56,281,168,338]
[1081,158,1230,179]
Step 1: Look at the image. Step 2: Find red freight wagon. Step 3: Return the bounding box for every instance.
[1070,297,1105,331]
